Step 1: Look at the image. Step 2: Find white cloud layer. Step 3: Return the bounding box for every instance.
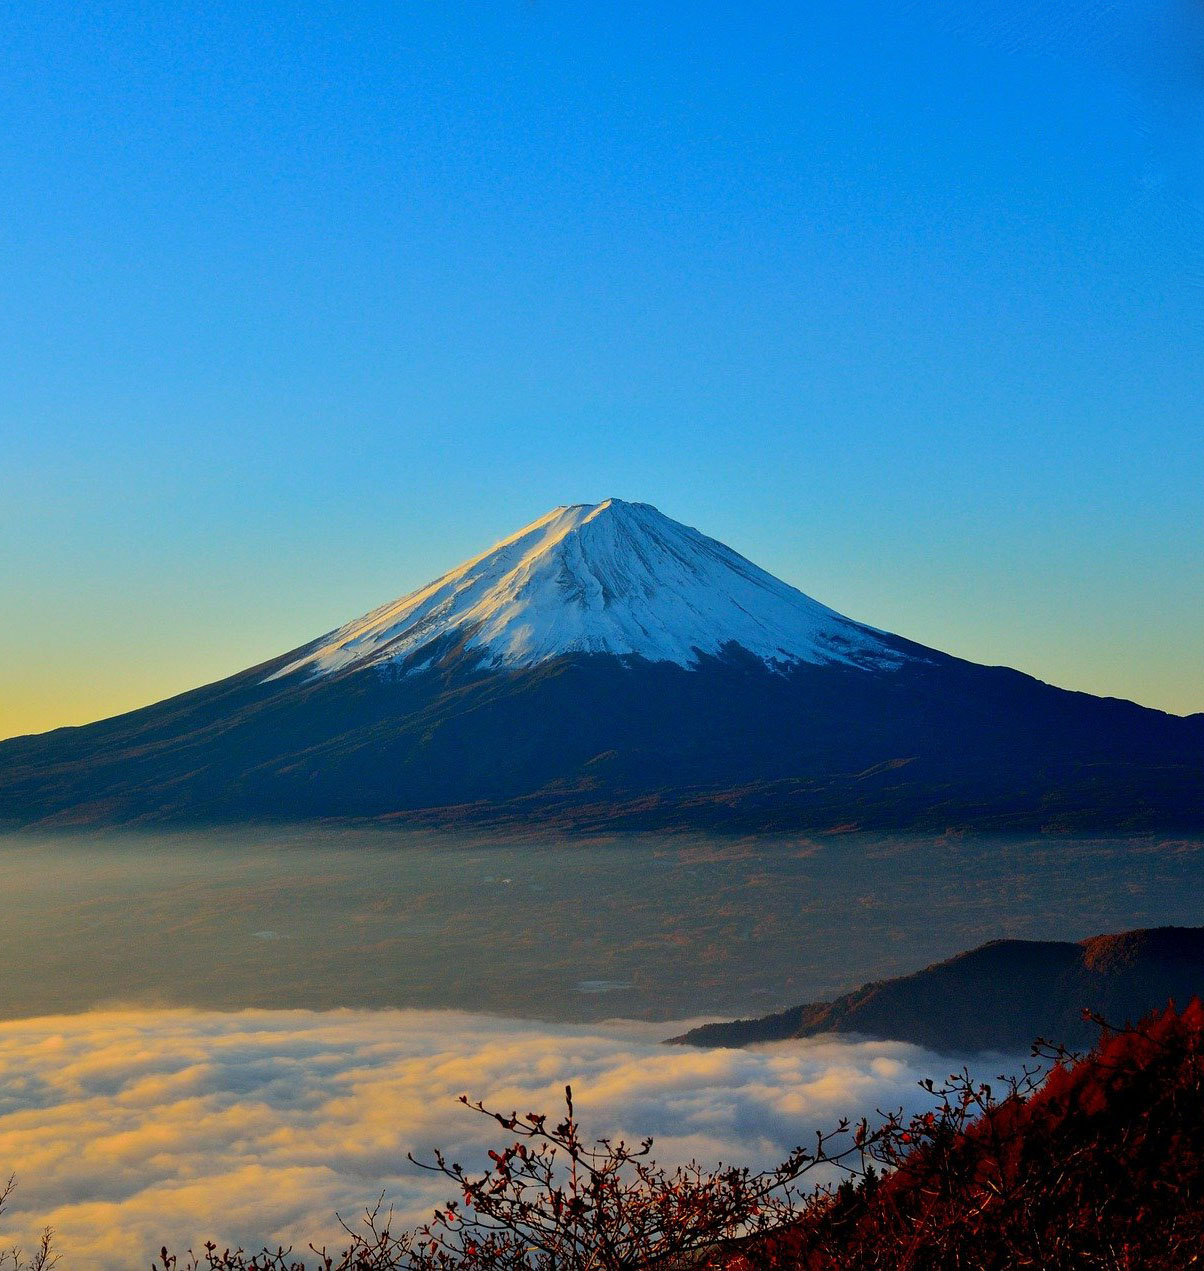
[0,1009,997,1269]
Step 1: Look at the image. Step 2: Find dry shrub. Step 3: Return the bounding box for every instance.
[158,1001,1204,1270]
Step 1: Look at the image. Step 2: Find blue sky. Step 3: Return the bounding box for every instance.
[2,0,1202,737]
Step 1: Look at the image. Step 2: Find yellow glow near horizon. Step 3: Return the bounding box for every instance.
[1,615,1201,747]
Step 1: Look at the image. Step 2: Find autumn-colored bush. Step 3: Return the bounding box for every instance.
[754,1000,1204,1269]
[160,1002,1204,1271]
[0,1176,56,1271]
[158,1086,881,1271]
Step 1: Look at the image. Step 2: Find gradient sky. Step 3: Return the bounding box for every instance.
[3,0,1202,740]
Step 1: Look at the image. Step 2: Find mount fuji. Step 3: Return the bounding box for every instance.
[268,499,908,681]
[2,499,1201,832]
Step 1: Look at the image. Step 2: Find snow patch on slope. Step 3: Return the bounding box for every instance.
[266,500,907,681]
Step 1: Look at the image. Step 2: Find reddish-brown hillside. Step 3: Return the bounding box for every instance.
[747,1001,1204,1269]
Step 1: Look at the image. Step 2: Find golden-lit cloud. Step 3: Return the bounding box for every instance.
[0,1009,1004,1269]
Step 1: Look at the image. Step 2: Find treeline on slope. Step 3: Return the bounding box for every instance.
[151,1001,1204,1271]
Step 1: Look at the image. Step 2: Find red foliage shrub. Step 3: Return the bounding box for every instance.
[160,1002,1204,1270]
[753,1000,1204,1269]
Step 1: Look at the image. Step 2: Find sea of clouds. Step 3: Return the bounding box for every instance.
[0,1009,1012,1268]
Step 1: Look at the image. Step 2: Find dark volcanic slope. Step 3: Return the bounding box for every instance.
[0,636,1202,832]
[669,927,1204,1053]
[0,637,1202,832]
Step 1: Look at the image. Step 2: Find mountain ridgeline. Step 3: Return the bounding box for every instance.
[669,926,1204,1053]
[2,499,1201,831]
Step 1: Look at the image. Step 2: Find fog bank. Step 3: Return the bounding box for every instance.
[0,1008,1004,1268]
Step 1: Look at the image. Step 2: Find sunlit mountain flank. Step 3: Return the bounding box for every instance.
[268,499,907,679]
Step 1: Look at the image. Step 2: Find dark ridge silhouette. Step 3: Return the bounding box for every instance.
[669,926,1204,1052]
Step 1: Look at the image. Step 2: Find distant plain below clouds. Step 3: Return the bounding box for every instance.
[0,1008,1016,1270]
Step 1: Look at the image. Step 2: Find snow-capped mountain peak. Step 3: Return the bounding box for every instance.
[267,499,905,681]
